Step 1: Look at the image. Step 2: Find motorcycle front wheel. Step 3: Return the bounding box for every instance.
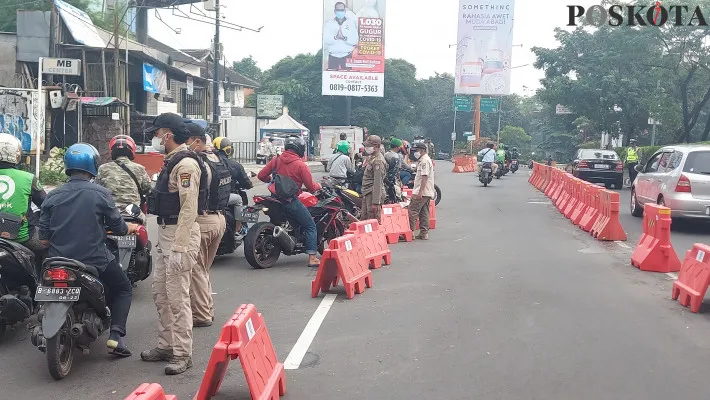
[244,222,281,269]
[46,308,75,380]
[434,185,442,205]
[318,219,345,255]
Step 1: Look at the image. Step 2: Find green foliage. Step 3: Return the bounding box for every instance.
[0,0,119,33]
[498,126,531,150]
[232,56,263,83]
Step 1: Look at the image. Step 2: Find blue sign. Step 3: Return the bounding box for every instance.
[142,62,167,94]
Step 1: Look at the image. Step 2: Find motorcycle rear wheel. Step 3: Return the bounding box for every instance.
[46,308,75,380]
[244,222,281,269]
[434,185,442,206]
[0,283,7,340]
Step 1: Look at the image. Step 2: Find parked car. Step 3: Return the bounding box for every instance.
[570,149,624,189]
[630,144,710,219]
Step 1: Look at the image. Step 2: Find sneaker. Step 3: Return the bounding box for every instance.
[165,356,193,375]
[416,232,429,240]
[140,347,173,362]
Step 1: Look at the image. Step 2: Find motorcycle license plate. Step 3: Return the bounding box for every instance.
[241,209,260,223]
[34,286,81,302]
[483,168,492,172]
[108,234,136,248]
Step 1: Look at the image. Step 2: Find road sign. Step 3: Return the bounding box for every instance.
[463,131,473,136]
[467,135,475,141]
[453,96,472,112]
[219,103,231,121]
[41,58,81,76]
[257,95,284,118]
[451,131,456,141]
[555,104,573,114]
[480,98,500,113]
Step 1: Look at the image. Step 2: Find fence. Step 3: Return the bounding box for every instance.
[231,141,258,163]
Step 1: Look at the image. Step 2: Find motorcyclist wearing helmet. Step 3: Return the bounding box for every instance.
[96,135,152,221]
[327,140,355,184]
[212,136,253,236]
[478,141,499,175]
[385,138,412,185]
[257,135,321,267]
[511,147,520,160]
[0,134,47,255]
[38,143,139,357]
[496,143,507,164]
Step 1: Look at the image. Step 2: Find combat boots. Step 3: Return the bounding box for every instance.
[165,356,193,375]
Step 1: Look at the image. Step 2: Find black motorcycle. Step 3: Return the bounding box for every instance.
[217,190,250,257]
[479,162,494,187]
[0,238,39,339]
[494,161,505,179]
[105,205,152,285]
[321,177,362,220]
[510,159,519,173]
[30,256,112,380]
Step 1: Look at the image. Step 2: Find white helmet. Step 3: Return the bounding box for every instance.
[0,134,22,165]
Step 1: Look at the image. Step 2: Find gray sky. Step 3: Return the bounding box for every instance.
[147,0,598,95]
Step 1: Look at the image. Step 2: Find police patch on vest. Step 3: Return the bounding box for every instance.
[180,173,191,188]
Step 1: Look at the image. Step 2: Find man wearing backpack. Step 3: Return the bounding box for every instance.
[257,135,322,267]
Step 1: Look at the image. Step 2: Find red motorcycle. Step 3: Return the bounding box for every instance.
[242,187,357,269]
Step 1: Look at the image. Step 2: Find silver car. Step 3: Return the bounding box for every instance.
[631,144,710,219]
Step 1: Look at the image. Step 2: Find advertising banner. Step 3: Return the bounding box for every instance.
[321,0,386,97]
[454,0,515,95]
[142,62,168,94]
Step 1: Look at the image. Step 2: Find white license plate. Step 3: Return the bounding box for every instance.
[108,234,136,248]
[241,209,260,223]
[35,286,81,302]
[594,164,609,169]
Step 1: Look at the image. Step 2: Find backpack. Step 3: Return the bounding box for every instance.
[271,157,300,199]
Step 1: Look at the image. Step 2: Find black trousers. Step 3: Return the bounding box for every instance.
[627,162,639,185]
[100,258,132,336]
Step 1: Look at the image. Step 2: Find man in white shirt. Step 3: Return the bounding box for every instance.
[408,142,435,240]
[323,2,359,71]
[477,142,498,174]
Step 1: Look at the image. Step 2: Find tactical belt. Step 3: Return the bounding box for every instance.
[157,216,179,225]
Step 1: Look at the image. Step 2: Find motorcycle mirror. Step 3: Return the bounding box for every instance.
[125,204,141,218]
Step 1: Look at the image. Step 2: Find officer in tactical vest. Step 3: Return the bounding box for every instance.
[185,122,228,327]
[141,113,203,375]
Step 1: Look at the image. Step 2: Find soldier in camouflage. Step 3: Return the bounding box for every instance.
[96,135,152,221]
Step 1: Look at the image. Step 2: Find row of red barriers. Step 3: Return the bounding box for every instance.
[452,155,477,173]
[529,162,627,241]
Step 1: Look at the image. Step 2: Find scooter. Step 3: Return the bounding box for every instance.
[479,162,494,187]
[105,205,152,285]
[0,238,39,340]
[494,161,505,179]
[510,159,519,173]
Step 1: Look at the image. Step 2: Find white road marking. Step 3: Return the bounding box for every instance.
[284,294,337,369]
[666,272,678,280]
[527,201,550,204]
[615,241,631,249]
[454,236,469,242]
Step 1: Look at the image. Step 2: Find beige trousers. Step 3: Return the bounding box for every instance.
[191,213,226,322]
[152,222,200,358]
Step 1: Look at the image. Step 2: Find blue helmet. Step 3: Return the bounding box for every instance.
[64,143,100,177]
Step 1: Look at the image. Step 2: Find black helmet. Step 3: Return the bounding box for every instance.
[512,147,518,152]
[284,135,305,157]
[486,141,495,148]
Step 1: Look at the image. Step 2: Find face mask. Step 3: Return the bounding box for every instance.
[364,146,375,155]
[412,152,421,160]
[335,10,345,19]
[152,136,166,154]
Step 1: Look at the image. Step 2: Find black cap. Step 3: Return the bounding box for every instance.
[145,113,188,137]
[185,122,207,141]
[414,142,427,150]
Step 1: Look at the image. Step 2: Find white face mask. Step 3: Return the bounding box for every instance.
[364,146,375,155]
[152,136,166,154]
[412,151,421,160]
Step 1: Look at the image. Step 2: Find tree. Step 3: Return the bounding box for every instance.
[232,56,263,82]
[499,125,531,150]
[0,0,117,33]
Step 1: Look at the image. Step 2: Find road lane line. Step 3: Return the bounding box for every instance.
[284,294,337,370]
[615,241,631,249]
[666,272,678,280]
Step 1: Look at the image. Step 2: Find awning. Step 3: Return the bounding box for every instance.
[78,97,128,107]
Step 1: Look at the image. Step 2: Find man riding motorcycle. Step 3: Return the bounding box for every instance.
[39,143,139,357]
[385,138,412,185]
[96,135,152,221]
[478,141,499,174]
[0,133,47,256]
[256,135,321,267]
[511,147,520,160]
[327,140,355,185]
[212,136,253,235]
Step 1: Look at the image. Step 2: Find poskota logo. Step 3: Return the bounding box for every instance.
[567,2,710,26]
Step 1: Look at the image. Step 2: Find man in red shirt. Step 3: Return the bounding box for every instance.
[257,136,321,267]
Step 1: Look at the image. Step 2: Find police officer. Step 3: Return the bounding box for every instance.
[141,113,203,375]
[96,135,152,220]
[212,137,254,235]
[185,123,228,328]
[361,135,386,222]
[626,139,641,186]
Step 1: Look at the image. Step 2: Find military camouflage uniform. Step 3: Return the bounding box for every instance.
[96,156,152,217]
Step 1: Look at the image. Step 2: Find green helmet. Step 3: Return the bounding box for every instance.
[336,140,350,154]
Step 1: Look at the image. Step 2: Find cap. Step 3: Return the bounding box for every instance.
[390,138,403,147]
[364,135,382,146]
[185,122,207,142]
[413,142,427,150]
[145,113,188,136]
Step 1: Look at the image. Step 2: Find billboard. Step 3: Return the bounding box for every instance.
[454,0,515,95]
[321,0,386,97]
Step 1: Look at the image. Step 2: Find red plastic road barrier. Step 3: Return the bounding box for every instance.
[544,168,560,198]
[571,181,591,226]
[345,219,391,269]
[194,304,285,400]
[414,198,437,230]
[550,170,566,203]
[631,203,680,272]
[452,156,477,173]
[380,203,413,243]
[125,384,177,400]
[528,163,538,185]
[531,163,543,188]
[672,243,710,313]
[579,184,601,232]
[555,174,572,213]
[563,178,581,219]
[589,189,627,241]
[540,165,552,192]
[311,234,373,299]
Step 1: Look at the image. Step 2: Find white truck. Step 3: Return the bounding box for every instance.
[318,126,364,171]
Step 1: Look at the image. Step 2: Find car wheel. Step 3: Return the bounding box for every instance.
[604,183,613,189]
[658,196,666,207]
[615,179,624,189]
[631,189,643,217]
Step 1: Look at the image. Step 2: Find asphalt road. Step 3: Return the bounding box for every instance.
[3,163,710,399]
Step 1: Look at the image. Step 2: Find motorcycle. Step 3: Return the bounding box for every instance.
[217,190,250,257]
[0,238,39,340]
[494,161,505,179]
[321,177,362,220]
[105,205,152,285]
[510,159,519,173]
[479,162,494,187]
[242,188,356,269]
[30,256,112,380]
[405,163,442,205]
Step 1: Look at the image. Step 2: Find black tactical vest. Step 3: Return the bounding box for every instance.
[200,153,232,212]
[147,151,208,218]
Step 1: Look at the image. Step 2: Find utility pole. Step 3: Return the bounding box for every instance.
[345,96,351,125]
[113,13,120,99]
[496,96,502,144]
[212,0,220,125]
[474,95,481,141]
[651,79,660,146]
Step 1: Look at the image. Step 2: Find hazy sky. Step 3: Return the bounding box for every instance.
[147,0,599,95]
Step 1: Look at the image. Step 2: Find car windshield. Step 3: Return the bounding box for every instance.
[579,150,618,160]
[683,151,710,174]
